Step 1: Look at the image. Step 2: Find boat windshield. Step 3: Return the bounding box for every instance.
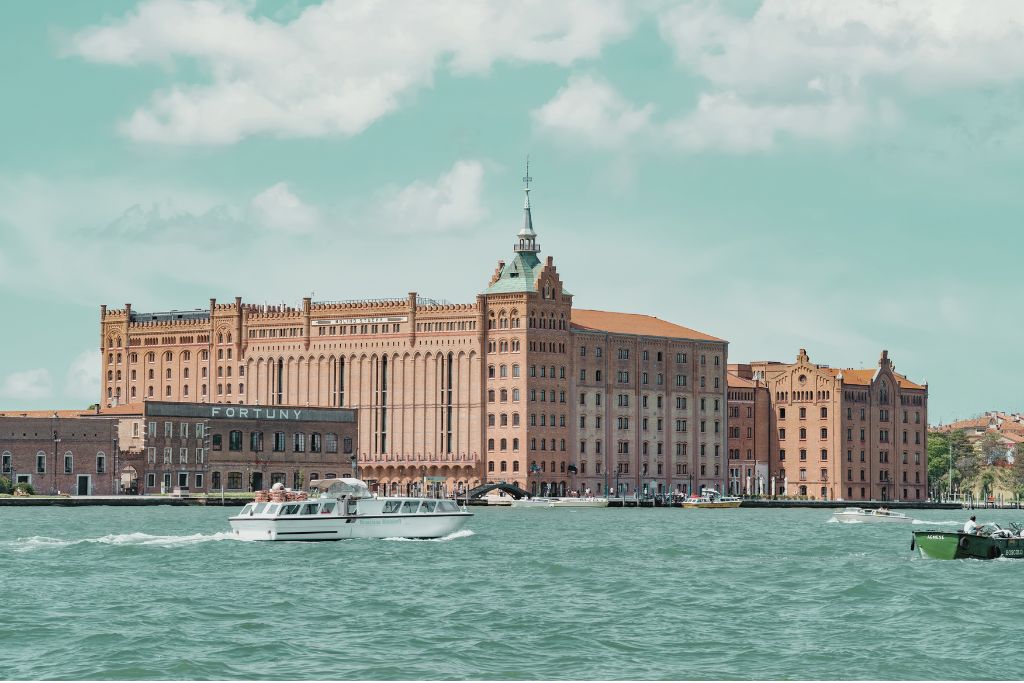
[401,501,419,514]
[253,503,267,514]
[265,504,279,515]
[319,502,335,514]
[420,501,437,513]
[437,501,459,512]
[383,501,401,514]
[300,503,318,515]
[239,504,253,515]
[282,504,300,515]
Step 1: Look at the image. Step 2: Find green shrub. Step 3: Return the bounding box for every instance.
[0,476,11,494]
[13,482,35,496]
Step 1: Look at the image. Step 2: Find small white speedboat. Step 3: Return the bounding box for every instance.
[552,497,609,508]
[510,497,556,508]
[832,507,912,524]
[229,478,472,541]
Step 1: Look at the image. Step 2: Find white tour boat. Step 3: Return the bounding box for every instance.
[681,490,743,509]
[228,479,472,541]
[831,507,912,524]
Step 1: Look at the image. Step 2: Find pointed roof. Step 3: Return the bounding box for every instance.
[485,251,545,294]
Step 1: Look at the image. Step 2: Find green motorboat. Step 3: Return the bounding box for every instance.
[913,523,1024,560]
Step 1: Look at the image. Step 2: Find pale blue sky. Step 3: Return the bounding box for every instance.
[0,0,1021,422]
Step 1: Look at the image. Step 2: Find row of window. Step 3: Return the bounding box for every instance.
[211,431,351,454]
[1,451,106,475]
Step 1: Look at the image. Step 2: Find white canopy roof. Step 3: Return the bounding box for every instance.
[309,477,371,498]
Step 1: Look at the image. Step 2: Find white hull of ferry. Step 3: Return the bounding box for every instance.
[230,512,469,541]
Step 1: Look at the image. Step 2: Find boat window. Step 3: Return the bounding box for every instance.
[253,503,267,514]
[239,504,253,516]
[420,501,437,513]
[265,504,279,515]
[301,503,318,515]
[282,504,300,515]
[383,501,402,514]
[437,501,459,512]
[400,501,419,514]
[319,502,336,514]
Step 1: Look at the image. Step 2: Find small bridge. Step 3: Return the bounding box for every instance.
[467,482,532,500]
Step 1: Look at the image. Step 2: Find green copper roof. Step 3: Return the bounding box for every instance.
[485,252,543,294]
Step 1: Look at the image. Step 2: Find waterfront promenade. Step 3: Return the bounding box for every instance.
[0,494,964,509]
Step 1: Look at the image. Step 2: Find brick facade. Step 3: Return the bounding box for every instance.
[0,413,119,494]
[98,185,730,497]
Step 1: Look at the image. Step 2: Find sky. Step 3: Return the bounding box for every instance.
[1,0,1022,423]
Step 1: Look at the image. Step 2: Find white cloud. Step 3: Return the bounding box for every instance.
[659,1,1024,97]
[666,91,868,153]
[0,369,53,401]
[531,75,654,148]
[375,160,487,233]
[66,0,634,144]
[65,350,101,404]
[250,182,320,232]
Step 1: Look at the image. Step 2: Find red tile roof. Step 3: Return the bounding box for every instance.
[571,309,723,342]
[823,368,926,391]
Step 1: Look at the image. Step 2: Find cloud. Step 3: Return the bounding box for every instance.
[250,182,321,232]
[374,160,487,233]
[531,75,654,148]
[66,0,634,144]
[666,91,869,153]
[0,369,53,401]
[65,350,101,403]
[658,1,1024,97]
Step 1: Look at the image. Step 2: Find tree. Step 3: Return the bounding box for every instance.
[978,431,1009,466]
[1010,444,1024,497]
[928,430,976,495]
[0,476,11,495]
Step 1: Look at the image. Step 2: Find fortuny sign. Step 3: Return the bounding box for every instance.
[145,401,355,423]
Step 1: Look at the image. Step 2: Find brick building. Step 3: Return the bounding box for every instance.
[127,401,357,495]
[749,348,928,501]
[726,367,771,496]
[98,181,730,497]
[0,410,120,495]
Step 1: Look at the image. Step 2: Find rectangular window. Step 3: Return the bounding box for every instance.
[164,422,173,437]
[228,431,242,451]
[37,453,46,473]
[250,431,264,452]
[163,447,172,464]
[195,473,204,489]
[212,434,223,451]
[180,422,189,439]
[179,448,188,464]
[227,472,243,490]
[147,421,156,437]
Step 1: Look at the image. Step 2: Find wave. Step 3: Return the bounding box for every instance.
[382,529,475,543]
[5,532,240,552]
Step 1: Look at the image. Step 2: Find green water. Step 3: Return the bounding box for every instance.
[1,506,1021,680]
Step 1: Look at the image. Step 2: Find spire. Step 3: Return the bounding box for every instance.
[515,156,540,254]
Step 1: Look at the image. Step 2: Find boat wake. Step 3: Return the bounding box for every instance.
[382,529,475,543]
[5,532,241,552]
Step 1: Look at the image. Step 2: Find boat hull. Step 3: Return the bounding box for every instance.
[552,498,609,508]
[510,498,555,508]
[229,512,471,541]
[913,531,1024,560]
[681,501,742,509]
[833,512,911,524]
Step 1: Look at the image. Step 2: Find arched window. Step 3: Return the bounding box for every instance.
[488,365,495,379]
[165,368,172,379]
[165,385,172,397]
[500,413,508,426]
[512,389,520,402]
[488,390,495,402]
[487,438,495,451]
[499,389,508,402]
[512,438,519,451]
[500,438,507,451]
[146,352,155,363]
[130,387,137,399]
[63,451,73,474]
[96,451,106,474]
[512,413,520,426]
[182,350,191,361]
[500,364,508,378]
[164,351,173,362]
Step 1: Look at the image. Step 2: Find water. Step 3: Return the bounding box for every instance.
[2,505,1022,680]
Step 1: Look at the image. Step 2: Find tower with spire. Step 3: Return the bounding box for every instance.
[515,157,540,255]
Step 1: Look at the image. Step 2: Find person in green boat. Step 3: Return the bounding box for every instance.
[964,515,980,535]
